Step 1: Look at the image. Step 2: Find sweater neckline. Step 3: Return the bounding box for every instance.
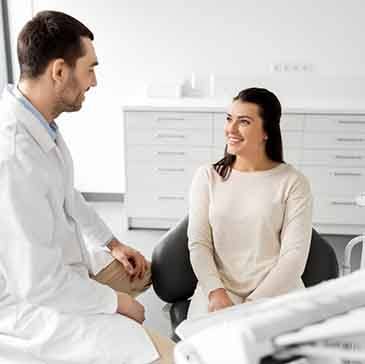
[230,162,287,177]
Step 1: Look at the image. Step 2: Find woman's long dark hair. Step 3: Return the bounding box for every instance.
[213,87,284,179]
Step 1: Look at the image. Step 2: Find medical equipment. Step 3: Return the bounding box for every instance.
[174,269,365,364]
[343,192,365,275]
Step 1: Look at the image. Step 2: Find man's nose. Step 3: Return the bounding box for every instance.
[91,74,97,87]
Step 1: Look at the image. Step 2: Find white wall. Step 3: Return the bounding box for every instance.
[8,0,365,192]
[0,1,9,91]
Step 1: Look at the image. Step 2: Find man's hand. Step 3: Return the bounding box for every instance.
[107,238,148,281]
[208,288,234,313]
[116,292,145,324]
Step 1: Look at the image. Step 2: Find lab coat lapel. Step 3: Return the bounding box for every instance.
[55,132,75,214]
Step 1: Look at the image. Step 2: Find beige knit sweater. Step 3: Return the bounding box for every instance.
[188,163,313,302]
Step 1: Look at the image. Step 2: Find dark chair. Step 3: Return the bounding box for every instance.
[151,215,339,340]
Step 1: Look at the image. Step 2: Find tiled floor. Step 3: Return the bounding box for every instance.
[90,201,359,338]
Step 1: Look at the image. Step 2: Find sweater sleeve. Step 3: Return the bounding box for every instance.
[246,173,313,301]
[188,166,225,297]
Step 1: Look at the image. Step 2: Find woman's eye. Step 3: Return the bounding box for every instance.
[240,119,250,125]
[226,117,232,122]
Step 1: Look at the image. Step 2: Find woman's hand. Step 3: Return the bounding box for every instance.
[208,288,234,312]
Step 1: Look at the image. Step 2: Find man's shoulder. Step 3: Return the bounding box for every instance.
[0,104,19,163]
[0,107,43,170]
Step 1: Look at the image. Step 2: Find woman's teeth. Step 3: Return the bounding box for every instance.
[228,136,244,144]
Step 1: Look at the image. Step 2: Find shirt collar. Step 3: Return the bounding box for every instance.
[11,85,58,141]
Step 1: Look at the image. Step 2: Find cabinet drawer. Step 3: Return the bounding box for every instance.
[125,111,213,130]
[211,148,225,162]
[313,196,362,225]
[303,132,365,149]
[282,131,303,148]
[127,161,201,194]
[126,128,212,146]
[126,191,188,219]
[281,114,304,131]
[305,114,365,132]
[213,128,225,147]
[126,145,211,163]
[302,166,365,194]
[213,113,226,131]
[302,149,365,166]
[284,148,302,166]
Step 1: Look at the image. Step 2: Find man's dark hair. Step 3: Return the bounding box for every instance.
[17,11,94,79]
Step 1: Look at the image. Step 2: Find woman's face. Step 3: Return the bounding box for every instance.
[224,100,268,157]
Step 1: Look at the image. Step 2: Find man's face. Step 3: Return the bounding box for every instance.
[56,37,98,113]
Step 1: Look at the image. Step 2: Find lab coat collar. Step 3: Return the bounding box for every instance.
[2,84,57,154]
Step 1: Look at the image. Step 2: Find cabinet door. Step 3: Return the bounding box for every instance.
[213,113,225,147]
[126,145,211,163]
[312,196,363,225]
[126,191,188,219]
[281,114,304,131]
[302,166,365,195]
[126,127,212,146]
[305,114,365,133]
[302,149,365,166]
[303,132,365,149]
[125,111,213,130]
[127,160,206,195]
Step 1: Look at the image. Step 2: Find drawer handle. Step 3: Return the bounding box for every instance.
[157,196,185,201]
[335,155,363,160]
[157,168,185,172]
[155,133,186,139]
[333,172,362,177]
[337,120,365,125]
[331,201,356,206]
[336,137,365,142]
[156,117,185,122]
[156,151,186,156]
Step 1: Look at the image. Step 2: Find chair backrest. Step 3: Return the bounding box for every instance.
[152,216,194,303]
[151,215,339,303]
[302,228,339,286]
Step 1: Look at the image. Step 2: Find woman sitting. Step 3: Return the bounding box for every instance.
[187,87,313,318]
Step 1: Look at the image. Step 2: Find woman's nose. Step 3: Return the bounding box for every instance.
[226,120,238,133]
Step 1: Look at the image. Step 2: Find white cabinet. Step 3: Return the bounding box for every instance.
[301,113,365,234]
[124,107,365,234]
[124,110,213,229]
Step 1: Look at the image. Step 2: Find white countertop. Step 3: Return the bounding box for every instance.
[122,98,365,114]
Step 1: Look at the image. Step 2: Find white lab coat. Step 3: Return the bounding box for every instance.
[0,86,158,364]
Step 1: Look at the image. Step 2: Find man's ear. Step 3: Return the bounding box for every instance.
[50,58,69,84]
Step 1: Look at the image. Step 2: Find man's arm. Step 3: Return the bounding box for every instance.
[72,188,114,248]
[0,160,117,314]
[72,189,149,280]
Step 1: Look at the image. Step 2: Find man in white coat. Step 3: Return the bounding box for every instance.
[0,10,174,364]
